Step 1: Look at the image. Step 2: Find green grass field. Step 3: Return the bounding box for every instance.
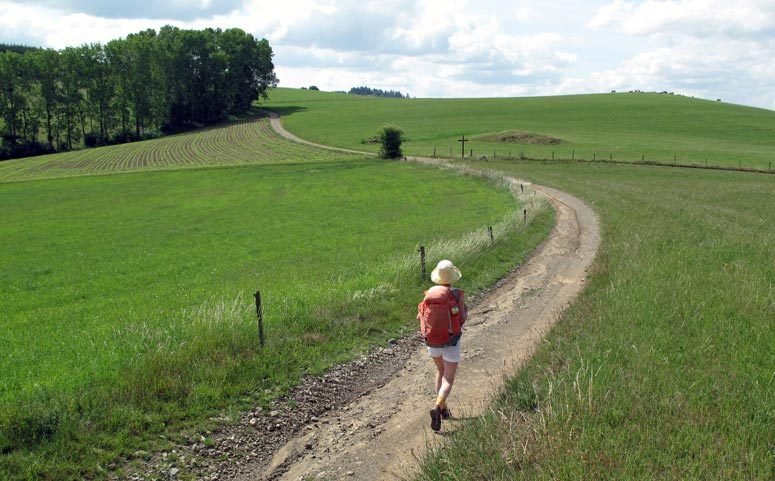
[1,149,550,478]
[263,88,775,171]
[3,84,773,480]
[417,162,774,480]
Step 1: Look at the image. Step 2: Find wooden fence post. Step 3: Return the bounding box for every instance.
[254,291,265,348]
[418,245,426,279]
[488,226,494,245]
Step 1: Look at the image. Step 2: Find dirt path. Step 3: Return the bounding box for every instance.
[220,112,601,481]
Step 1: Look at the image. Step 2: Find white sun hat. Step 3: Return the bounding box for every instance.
[430,260,462,285]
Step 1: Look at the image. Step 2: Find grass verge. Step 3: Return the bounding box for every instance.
[417,161,774,480]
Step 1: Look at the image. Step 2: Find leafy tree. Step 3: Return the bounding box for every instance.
[124,30,158,138]
[0,44,39,54]
[377,124,404,159]
[0,26,279,160]
[104,38,132,140]
[29,48,61,149]
[0,51,52,158]
[84,43,116,145]
[60,46,91,149]
[219,29,277,111]
[252,37,278,99]
[0,51,26,140]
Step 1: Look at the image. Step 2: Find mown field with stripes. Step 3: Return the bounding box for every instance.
[0,115,358,183]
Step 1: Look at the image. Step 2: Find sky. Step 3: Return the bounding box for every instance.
[1,0,775,110]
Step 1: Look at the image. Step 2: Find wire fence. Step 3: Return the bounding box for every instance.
[430,146,775,175]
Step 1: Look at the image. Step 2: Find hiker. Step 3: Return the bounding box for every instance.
[417,259,468,432]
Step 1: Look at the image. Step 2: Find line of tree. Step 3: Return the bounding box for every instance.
[0,44,41,55]
[348,86,409,98]
[0,26,278,161]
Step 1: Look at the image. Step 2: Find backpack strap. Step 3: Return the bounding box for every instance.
[449,287,465,325]
[449,287,461,304]
[447,286,459,332]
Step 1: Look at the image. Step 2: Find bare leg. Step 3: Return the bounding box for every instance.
[437,359,458,402]
[429,357,458,431]
[431,355,445,395]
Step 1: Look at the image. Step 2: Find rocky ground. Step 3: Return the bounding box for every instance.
[116,333,424,480]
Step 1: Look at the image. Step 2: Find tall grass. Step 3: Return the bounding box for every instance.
[0,159,552,479]
[417,161,774,480]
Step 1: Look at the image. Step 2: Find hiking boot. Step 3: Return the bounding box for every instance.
[429,406,442,431]
[440,406,451,420]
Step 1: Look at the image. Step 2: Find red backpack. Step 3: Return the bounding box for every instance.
[417,285,463,347]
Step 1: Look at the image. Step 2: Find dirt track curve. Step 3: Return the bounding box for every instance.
[202,112,595,481]
[119,112,600,481]
[119,112,601,481]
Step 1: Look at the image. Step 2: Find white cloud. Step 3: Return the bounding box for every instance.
[17,0,244,20]
[269,0,579,95]
[555,34,775,109]
[588,0,775,37]
[579,1,775,108]
[1,0,774,109]
[0,2,160,47]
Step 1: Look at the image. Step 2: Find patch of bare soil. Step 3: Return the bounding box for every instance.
[473,131,563,145]
[115,113,600,481]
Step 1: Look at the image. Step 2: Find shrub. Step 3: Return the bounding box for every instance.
[0,137,55,160]
[377,125,404,159]
[109,132,139,145]
[83,133,101,148]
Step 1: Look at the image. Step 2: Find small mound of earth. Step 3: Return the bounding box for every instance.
[473,131,563,145]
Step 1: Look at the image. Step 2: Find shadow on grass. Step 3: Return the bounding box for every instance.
[254,105,307,117]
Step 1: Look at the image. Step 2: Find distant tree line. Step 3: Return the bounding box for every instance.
[348,86,409,98]
[0,27,277,160]
[0,44,41,55]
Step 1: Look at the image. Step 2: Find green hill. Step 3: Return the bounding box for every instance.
[264,87,775,170]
